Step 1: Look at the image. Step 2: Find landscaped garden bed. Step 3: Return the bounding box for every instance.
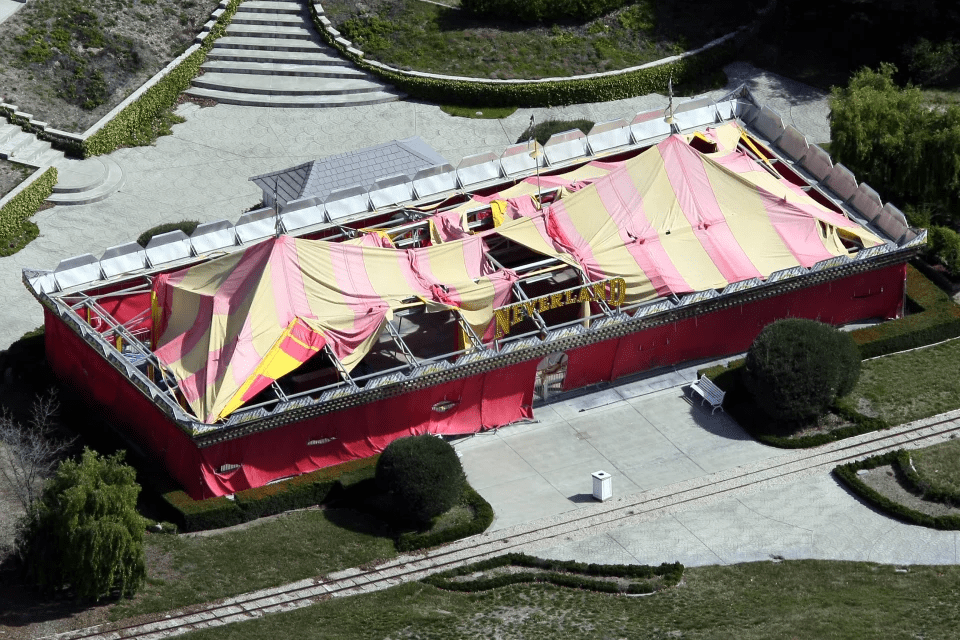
[320,0,755,80]
[0,0,220,133]
[834,444,960,530]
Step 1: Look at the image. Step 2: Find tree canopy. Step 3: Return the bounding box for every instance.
[19,448,146,600]
[829,64,960,225]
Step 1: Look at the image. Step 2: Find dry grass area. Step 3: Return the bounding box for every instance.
[0,159,33,199]
[0,0,219,133]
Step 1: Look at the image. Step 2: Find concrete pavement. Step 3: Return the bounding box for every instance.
[0,60,831,349]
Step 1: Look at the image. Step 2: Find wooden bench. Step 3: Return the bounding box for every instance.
[689,375,726,414]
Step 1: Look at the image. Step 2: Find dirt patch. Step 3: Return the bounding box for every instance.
[0,0,220,133]
[859,464,960,518]
[782,410,860,440]
[0,160,34,199]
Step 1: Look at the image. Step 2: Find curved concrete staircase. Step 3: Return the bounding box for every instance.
[186,0,403,107]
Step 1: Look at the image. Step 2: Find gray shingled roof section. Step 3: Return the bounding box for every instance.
[249,137,448,207]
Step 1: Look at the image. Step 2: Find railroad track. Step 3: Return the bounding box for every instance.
[48,409,960,640]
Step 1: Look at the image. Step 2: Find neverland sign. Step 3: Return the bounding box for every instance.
[494,277,627,338]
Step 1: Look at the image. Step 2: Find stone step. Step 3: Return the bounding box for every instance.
[213,36,328,53]
[30,148,63,167]
[47,157,124,205]
[231,13,306,27]
[236,1,304,14]
[10,138,51,165]
[51,157,107,194]
[201,59,367,79]
[192,73,387,96]
[0,124,21,145]
[184,86,405,108]
[225,23,314,40]
[0,131,32,159]
[205,47,349,66]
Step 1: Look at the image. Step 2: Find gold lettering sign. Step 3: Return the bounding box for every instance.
[494,278,628,338]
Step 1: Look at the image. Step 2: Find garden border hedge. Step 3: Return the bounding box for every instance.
[308,3,743,108]
[422,552,683,594]
[895,448,960,507]
[161,455,379,532]
[396,484,494,551]
[0,165,57,245]
[833,451,960,530]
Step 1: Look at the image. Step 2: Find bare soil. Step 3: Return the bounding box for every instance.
[0,159,33,199]
[0,0,220,133]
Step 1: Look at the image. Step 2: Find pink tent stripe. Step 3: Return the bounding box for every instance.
[594,167,690,297]
[660,138,763,283]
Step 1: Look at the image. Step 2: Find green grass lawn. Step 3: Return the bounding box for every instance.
[322,0,752,80]
[841,337,960,426]
[440,105,518,119]
[911,439,960,497]
[180,560,960,639]
[109,508,398,621]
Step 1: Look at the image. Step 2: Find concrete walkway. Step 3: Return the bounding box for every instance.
[0,0,25,26]
[0,61,830,349]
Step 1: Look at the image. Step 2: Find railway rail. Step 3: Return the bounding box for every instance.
[47,409,960,640]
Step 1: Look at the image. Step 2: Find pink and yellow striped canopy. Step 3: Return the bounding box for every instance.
[153,235,516,423]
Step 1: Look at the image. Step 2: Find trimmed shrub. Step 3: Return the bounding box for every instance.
[0,166,57,249]
[161,491,242,532]
[744,319,861,428]
[850,264,960,359]
[396,484,493,551]
[137,220,199,247]
[161,455,380,532]
[423,553,683,594]
[516,119,594,145]
[376,435,466,527]
[461,0,633,24]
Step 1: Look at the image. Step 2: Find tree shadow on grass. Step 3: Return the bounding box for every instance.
[0,554,112,629]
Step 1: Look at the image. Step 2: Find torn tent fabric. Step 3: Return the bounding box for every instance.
[153,235,516,423]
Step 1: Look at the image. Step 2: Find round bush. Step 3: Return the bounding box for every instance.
[516,119,594,145]
[376,435,466,527]
[744,319,862,428]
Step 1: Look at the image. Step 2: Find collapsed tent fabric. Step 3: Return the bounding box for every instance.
[153,235,518,423]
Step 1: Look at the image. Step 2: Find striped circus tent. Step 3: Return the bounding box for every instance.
[152,235,517,423]
[543,132,883,303]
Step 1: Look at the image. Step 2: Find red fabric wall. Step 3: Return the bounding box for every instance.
[45,262,905,499]
[565,263,906,389]
[45,308,537,499]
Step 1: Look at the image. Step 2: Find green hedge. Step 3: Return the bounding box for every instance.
[0,166,57,241]
[422,553,683,594]
[895,449,960,507]
[162,455,379,532]
[311,3,738,108]
[461,0,632,24]
[137,220,200,247]
[396,484,494,552]
[848,264,960,359]
[833,452,960,530]
[78,0,242,157]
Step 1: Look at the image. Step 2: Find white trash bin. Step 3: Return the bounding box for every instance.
[592,470,612,502]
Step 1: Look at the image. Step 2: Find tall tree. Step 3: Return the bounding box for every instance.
[19,448,146,600]
[830,64,960,223]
